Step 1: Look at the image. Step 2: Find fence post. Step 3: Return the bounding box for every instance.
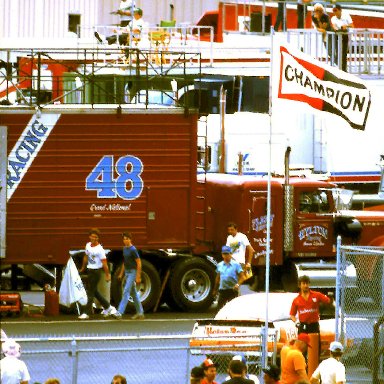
[185,343,191,384]
[71,336,78,384]
[335,235,341,341]
[260,325,266,368]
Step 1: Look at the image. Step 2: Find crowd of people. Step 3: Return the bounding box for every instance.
[190,357,280,384]
[189,335,345,384]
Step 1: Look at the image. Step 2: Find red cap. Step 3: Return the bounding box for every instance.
[297,333,312,348]
[202,358,216,368]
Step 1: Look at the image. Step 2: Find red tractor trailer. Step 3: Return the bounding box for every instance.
[1,108,384,311]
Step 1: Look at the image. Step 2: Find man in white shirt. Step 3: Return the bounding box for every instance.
[331,4,354,71]
[1,339,30,384]
[226,222,255,268]
[117,0,136,27]
[310,341,346,384]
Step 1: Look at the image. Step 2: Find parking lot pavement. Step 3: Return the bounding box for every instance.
[1,283,257,323]
[1,290,219,322]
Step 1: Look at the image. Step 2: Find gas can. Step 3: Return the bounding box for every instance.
[44,290,59,316]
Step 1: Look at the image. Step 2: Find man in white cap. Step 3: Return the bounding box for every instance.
[310,341,346,384]
[1,338,31,384]
[225,355,260,384]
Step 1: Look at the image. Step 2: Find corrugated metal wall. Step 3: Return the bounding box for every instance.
[0,0,218,40]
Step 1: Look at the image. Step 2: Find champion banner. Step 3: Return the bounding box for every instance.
[274,43,371,130]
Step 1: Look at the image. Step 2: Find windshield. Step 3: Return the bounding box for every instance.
[332,188,354,210]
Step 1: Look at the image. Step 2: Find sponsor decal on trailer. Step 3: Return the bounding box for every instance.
[86,155,144,211]
[7,113,61,201]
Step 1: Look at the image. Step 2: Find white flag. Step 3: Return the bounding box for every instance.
[272,38,371,130]
[59,257,88,306]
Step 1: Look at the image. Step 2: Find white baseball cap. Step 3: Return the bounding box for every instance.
[2,338,21,358]
[329,341,344,353]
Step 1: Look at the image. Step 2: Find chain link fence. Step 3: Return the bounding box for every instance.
[8,331,278,384]
[335,240,384,384]
[17,334,192,384]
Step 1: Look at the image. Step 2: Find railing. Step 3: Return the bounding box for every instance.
[286,29,384,75]
[78,25,215,66]
[220,1,384,35]
[0,47,203,109]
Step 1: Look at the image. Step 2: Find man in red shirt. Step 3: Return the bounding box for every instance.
[290,275,333,335]
[201,358,218,384]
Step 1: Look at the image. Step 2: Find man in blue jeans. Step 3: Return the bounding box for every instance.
[115,232,144,319]
[212,245,246,311]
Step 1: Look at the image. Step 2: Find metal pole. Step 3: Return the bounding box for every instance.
[335,235,341,341]
[381,253,384,312]
[186,344,191,384]
[219,86,227,173]
[262,24,275,370]
[262,1,266,34]
[71,336,78,384]
[37,53,41,107]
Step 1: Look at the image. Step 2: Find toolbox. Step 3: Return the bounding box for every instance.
[0,293,22,316]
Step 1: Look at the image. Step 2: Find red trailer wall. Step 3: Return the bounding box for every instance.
[3,110,198,264]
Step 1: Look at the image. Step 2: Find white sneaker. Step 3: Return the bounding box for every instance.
[101,308,109,317]
[78,313,89,320]
[105,306,117,317]
[113,311,122,319]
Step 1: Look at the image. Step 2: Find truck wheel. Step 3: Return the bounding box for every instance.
[168,258,215,312]
[115,260,161,313]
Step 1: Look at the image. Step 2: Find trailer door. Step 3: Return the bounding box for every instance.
[147,186,190,245]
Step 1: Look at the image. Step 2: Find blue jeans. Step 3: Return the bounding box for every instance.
[118,269,144,315]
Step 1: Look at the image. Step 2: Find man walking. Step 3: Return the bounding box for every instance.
[78,228,118,320]
[226,222,255,269]
[115,232,145,320]
[212,246,246,311]
[310,341,346,384]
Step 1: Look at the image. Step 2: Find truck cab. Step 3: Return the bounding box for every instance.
[198,173,384,292]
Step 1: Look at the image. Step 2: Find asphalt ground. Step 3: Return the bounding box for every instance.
[0,289,218,324]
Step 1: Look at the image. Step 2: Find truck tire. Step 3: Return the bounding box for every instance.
[111,260,161,313]
[168,258,215,312]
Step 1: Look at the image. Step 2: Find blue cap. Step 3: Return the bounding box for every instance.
[221,245,232,254]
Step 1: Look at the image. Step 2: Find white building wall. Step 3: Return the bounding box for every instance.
[1,0,218,41]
